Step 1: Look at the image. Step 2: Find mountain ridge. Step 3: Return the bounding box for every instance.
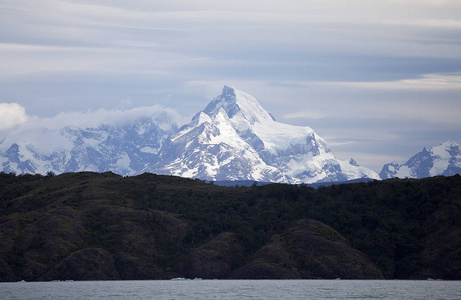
[380,140,461,179]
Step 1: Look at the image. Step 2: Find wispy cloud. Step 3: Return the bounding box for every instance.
[29,105,181,129]
[283,111,326,120]
[389,102,461,125]
[326,73,461,91]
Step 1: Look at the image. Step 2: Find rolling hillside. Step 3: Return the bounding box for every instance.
[0,172,460,281]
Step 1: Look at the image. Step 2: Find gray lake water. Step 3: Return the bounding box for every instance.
[1,279,460,300]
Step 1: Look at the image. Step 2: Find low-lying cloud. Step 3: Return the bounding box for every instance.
[0,104,183,139]
[35,105,181,129]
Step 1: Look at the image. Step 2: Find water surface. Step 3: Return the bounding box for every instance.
[1,279,460,299]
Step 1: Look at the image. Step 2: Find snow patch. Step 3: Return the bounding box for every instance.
[116,154,131,170]
[140,146,157,154]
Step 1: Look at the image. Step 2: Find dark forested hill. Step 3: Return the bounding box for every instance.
[0,172,460,281]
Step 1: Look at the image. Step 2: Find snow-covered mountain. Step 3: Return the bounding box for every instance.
[0,112,178,176]
[1,85,380,183]
[145,86,380,183]
[379,140,461,179]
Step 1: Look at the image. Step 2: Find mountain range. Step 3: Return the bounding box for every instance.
[0,112,177,176]
[0,86,459,183]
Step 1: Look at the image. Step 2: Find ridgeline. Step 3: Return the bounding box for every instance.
[0,172,460,281]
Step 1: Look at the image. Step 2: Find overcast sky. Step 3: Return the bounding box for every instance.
[1,0,461,173]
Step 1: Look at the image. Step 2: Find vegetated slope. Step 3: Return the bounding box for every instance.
[0,172,460,281]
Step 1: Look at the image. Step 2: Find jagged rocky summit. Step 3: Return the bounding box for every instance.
[380,140,461,179]
[0,86,379,184]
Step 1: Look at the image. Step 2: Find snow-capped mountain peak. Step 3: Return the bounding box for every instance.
[203,86,318,154]
[147,86,380,183]
[203,85,274,126]
[379,140,461,179]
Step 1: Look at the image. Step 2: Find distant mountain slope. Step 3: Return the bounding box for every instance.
[380,140,461,179]
[147,86,379,183]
